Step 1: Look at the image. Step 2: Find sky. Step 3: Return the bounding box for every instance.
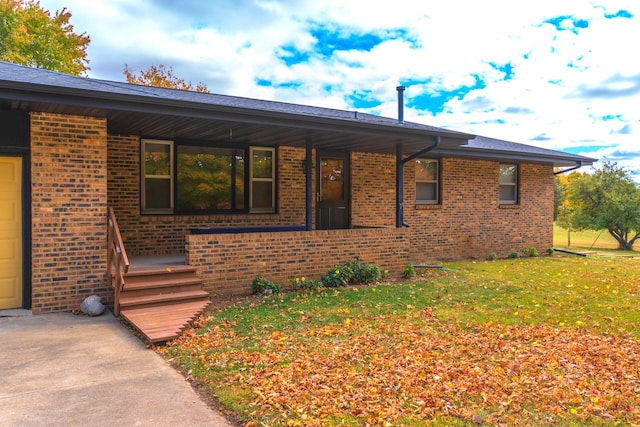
[38,0,640,176]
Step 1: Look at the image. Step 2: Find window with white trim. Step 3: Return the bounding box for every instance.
[250,147,276,212]
[141,139,173,213]
[499,164,518,204]
[415,159,439,204]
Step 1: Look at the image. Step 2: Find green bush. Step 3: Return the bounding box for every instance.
[346,258,382,284]
[321,264,354,287]
[403,264,415,278]
[290,277,323,290]
[509,251,519,259]
[251,274,282,295]
[530,247,539,257]
[488,252,498,261]
[546,248,555,255]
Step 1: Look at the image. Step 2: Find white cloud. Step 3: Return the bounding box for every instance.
[36,0,640,176]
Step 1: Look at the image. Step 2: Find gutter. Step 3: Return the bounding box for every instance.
[554,161,585,175]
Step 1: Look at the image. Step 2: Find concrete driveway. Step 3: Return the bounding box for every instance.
[0,311,234,427]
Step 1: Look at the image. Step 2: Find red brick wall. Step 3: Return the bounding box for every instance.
[108,138,553,263]
[107,137,308,256]
[403,158,553,261]
[30,113,109,313]
[186,227,409,296]
[351,152,395,227]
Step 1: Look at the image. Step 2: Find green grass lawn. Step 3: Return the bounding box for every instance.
[160,256,640,426]
[553,223,638,253]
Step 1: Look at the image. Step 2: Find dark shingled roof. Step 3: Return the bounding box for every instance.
[0,61,596,167]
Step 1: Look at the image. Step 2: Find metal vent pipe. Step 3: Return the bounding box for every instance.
[396,85,405,124]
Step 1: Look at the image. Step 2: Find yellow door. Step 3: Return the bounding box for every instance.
[0,157,22,309]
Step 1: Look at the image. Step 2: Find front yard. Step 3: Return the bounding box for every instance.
[159,255,640,426]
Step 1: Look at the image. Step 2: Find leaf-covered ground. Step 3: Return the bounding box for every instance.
[160,256,640,426]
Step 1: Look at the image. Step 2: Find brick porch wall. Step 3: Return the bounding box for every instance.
[31,113,109,313]
[107,136,308,256]
[186,227,409,297]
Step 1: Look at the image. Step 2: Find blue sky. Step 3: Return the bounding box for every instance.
[38,0,640,176]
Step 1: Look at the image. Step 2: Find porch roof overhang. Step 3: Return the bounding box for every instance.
[0,64,471,156]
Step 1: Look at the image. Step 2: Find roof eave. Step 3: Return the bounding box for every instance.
[433,146,597,167]
[0,81,474,144]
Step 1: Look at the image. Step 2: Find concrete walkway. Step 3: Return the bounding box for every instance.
[0,311,234,427]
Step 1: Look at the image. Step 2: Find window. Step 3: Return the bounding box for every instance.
[415,159,439,204]
[141,139,276,214]
[499,164,518,204]
[176,146,245,211]
[250,147,275,212]
[142,139,173,213]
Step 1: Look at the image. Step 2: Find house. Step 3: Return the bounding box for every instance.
[0,61,595,337]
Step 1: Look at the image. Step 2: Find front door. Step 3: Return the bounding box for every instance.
[0,157,23,309]
[316,153,349,230]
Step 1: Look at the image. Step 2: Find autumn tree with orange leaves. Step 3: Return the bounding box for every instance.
[123,64,210,93]
[0,0,90,75]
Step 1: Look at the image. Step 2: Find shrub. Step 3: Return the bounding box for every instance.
[347,258,382,284]
[546,248,555,255]
[509,251,519,259]
[487,252,498,261]
[403,264,415,278]
[529,247,539,257]
[290,277,323,290]
[321,264,354,288]
[252,274,282,295]
[322,259,384,288]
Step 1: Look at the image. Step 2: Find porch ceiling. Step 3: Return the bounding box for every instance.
[2,97,468,155]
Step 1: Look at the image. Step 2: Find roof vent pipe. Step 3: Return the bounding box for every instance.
[396,85,405,124]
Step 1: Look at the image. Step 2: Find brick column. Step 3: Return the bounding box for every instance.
[30,113,109,313]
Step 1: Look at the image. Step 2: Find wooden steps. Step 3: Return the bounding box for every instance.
[117,265,211,344]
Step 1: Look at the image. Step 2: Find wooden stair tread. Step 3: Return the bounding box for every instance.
[125,264,197,276]
[119,289,209,307]
[123,276,203,290]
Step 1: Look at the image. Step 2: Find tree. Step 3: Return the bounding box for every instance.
[0,0,90,75]
[565,161,640,250]
[123,64,210,93]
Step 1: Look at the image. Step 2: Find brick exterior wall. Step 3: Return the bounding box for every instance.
[107,137,308,256]
[186,228,409,297]
[404,158,554,261]
[107,138,553,271]
[351,152,395,227]
[30,113,109,313]
[26,115,555,312]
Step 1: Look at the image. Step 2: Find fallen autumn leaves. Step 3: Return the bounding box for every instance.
[160,257,640,426]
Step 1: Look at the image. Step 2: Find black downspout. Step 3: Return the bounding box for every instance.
[396,136,441,228]
[305,136,313,231]
[396,142,404,228]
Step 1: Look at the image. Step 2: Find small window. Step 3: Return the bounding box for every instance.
[499,164,518,204]
[141,139,173,213]
[415,159,439,204]
[250,147,276,212]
